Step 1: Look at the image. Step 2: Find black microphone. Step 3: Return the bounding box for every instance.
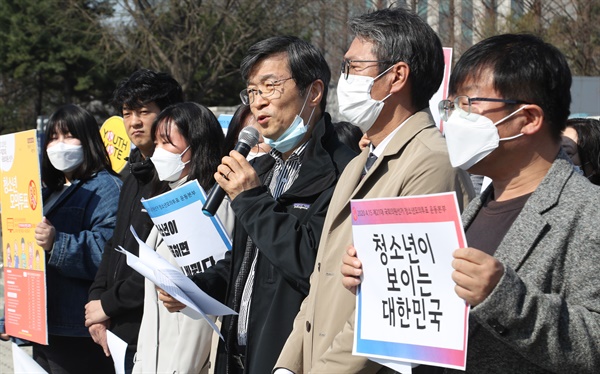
[202,126,260,216]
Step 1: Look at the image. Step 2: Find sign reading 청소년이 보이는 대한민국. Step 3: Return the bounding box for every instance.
[100,116,131,173]
[351,192,469,371]
[0,129,48,345]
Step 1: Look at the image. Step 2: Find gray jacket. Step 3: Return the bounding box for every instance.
[449,154,600,373]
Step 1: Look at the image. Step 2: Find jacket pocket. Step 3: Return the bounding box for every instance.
[266,261,275,284]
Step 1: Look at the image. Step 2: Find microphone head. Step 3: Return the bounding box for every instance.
[238,126,260,148]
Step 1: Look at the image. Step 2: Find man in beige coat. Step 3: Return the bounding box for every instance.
[275,8,474,374]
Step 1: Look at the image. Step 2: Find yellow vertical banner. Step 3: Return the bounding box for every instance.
[0,129,47,345]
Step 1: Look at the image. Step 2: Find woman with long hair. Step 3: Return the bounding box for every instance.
[33,104,122,373]
[133,102,233,374]
[562,117,600,185]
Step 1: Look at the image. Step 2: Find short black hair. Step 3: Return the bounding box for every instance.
[113,69,184,112]
[151,102,224,191]
[348,7,444,110]
[43,104,115,191]
[566,118,600,185]
[333,121,363,154]
[450,34,572,140]
[240,36,331,112]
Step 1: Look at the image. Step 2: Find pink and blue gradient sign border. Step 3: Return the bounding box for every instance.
[351,192,469,370]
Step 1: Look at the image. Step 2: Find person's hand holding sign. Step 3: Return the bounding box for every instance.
[451,247,504,306]
[35,216,56,252]
[341,245,363,295]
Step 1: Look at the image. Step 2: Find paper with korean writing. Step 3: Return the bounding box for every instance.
[1,130,47,345]
[351,192,468,370]
[116,226,236,340]
[141,180,231,276]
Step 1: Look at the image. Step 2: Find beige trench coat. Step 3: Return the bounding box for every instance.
[276,110,474,373]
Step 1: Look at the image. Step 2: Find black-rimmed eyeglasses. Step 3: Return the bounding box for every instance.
[340,59,393,80]
[438,95,530,121]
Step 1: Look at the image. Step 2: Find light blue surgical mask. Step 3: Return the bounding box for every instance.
[264,83,315,153]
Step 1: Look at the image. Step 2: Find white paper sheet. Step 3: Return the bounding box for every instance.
[12,342,47,374]
[116,227,236,339]
[106,330,128,374]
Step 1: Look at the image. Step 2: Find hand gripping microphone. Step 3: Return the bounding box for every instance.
[202,126,260,216]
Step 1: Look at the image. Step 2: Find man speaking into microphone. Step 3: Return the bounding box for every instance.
[160,35,356,373]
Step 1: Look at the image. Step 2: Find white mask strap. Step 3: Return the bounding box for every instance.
[499,132,524,141]
[180,145,191,165]
[493,105,528,127]
[374,65,394,103]
[299,82,314,115]
[299,82,316,129]
[380,93,392,102]
[374,64,395,80]
[306,106,316,126]
[495,105,528,142]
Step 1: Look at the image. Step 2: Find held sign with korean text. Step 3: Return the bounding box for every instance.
[0,130,48,345]
[351,192,468,370]
[141,180,231,276]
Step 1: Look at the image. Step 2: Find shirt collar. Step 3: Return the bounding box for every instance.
[269,140,310,164]
[369,113,415,157]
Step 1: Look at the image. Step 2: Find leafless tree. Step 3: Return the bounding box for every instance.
[74,0,323,103]
[423,0,599,75]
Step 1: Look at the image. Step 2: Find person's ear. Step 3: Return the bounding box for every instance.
[389,62,410,94]
[520,104,544,135]
[307,79,324,108]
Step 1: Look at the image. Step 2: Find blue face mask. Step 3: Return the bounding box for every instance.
[264,84,315,153]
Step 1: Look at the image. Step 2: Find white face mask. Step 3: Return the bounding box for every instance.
[47,142,84,173]
[264,83,315,153]
[443,106,527,170]
[336,66,393,132]
[151,146,190,181]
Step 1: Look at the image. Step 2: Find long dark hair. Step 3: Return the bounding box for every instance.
[151,102,224,191]
[567,118,600,185]
[42,104,114,192]
[223,105,252,155]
